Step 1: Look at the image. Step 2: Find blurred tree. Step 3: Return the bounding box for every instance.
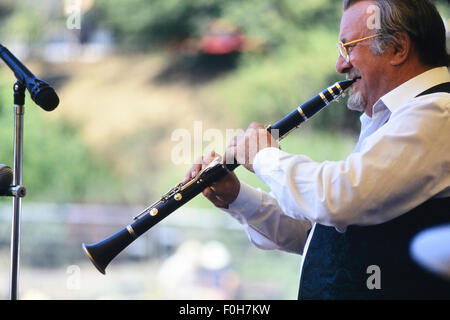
[0,0,60,46]
[88,0,345,51]
[0,78,124,204]
[90,0,222,50]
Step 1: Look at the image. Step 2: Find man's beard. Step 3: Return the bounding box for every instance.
[346,70,366,112]
[347,89,366,112]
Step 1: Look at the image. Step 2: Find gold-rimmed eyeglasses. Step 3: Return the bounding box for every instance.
[337,33,381,62]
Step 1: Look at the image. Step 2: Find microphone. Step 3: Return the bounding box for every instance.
[0,44,59,111]
[0,164,13,196]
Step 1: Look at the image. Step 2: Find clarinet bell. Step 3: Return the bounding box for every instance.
[82,226,137,275]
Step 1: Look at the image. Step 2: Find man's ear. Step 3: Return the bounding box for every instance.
[389,32,411,66]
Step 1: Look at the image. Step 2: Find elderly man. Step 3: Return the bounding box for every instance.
[184,0,449,299]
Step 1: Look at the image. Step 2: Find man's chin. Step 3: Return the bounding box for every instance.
[347,90,366,113]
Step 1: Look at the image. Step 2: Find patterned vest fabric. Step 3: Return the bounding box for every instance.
[298,82,450,300]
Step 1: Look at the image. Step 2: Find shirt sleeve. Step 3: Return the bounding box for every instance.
[221,181,312,254]
[252,95,450,232]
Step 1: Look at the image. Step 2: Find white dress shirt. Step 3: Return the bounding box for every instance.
[222,67,450,262]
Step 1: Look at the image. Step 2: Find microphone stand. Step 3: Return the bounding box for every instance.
[0,44,58,300]
[8,81,27,300]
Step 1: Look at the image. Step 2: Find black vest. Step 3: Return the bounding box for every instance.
[298,82,450,300]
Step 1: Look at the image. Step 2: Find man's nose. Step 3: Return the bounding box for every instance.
[336,54,352,74]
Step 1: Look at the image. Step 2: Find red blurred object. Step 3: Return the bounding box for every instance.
[175,19,265,56]
[199,19,245,55]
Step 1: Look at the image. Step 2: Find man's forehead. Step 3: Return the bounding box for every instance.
[339,1,374,41]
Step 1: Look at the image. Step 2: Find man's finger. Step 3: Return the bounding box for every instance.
[181,163,202,185]
[203,187,229,209]
[248,121,264,129]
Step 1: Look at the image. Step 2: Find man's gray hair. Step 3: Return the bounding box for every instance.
[343,0,449,67]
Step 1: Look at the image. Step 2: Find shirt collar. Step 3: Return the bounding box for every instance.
[377,66,450,113]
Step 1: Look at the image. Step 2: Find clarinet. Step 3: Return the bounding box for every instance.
[82,78,358,274]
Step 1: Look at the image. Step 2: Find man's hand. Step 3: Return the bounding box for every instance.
[225,122,279,173]
[181,122,278,208]
[181,151,240,209]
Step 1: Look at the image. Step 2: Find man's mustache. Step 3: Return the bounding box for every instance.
[346,69,361,81]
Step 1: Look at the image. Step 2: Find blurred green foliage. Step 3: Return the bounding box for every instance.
[0,77,123,204]
[88,0,343,50]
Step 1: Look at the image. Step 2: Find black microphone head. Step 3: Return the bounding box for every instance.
[26,78,59,111]
[0,164,13,196]
[0,44,59,110]
[34,86,60,111]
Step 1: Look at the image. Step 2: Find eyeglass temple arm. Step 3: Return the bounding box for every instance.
[342,33,381,46]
